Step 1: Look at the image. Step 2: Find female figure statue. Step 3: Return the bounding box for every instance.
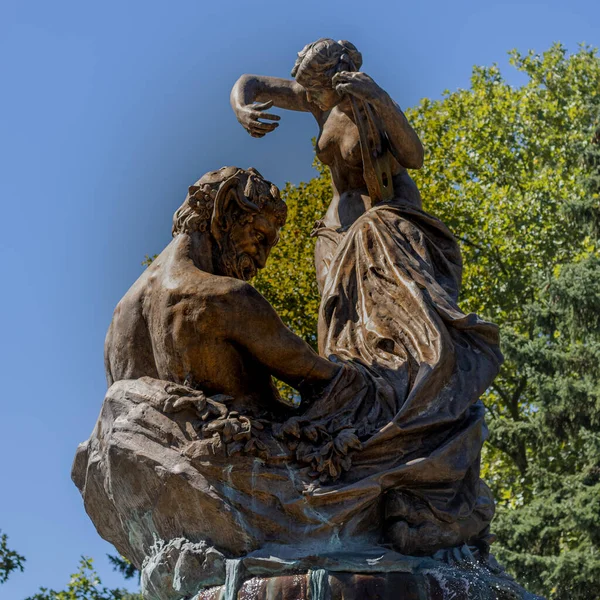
[231,39,423,292]
[231,39,503,556]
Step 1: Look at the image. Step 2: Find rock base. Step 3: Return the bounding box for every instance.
[196,569,539,599]
[140,540,543,600]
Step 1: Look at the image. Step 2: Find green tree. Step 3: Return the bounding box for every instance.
[254,44,600,599]
[25,557,142,600]
[254,155,331,349]
[485,106,600,598]
[0,529,25,584]
[408,45,600,599]
[107,555,138,582]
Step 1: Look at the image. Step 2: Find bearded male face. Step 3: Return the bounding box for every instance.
[171,167,286,281]
[217,209,281,281]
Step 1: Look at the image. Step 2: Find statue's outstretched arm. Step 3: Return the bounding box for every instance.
[231,75,316,138]
[223,281,339,388]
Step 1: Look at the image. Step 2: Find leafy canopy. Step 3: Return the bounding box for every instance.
[0,529,25,584]
[25,557,141,600]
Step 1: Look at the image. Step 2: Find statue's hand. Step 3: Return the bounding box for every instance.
[200,395,231,420]
[332,71,384,103]
[234,99,280,138]
[163,386,206,414]
[163,386,231,419]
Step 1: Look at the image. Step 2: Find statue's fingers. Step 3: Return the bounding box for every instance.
[249,129,273,138]
[333,71,353,82]
[247,125,267,136]
[334,82,353,95]
[165,383,192,395]
[337,82,365,98]
[252,99,274,111]
[251,119,279,129]
[250,111,280,122]
[171,397,187,410]
[250,122,279,133]
[172,396,196,411]
[163,395,177,412]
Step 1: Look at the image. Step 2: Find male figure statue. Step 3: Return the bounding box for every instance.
[104,166,338,414]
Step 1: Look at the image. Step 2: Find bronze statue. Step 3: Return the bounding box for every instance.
[105,166,338,414]
[232,38,502,555]
[72,39,542,600]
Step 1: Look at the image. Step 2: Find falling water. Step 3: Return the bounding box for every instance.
[223,558,243,600]
[328,528,342,551]
[308,569,330,600]
[222,464,253,551]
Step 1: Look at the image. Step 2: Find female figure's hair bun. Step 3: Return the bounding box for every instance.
[337,40,363,71]
[291,38,362,85]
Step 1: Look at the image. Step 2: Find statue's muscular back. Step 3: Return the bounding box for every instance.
[104,234,276,410]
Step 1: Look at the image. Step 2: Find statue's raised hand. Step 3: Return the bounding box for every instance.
[234,99,280,138]
[332,71,384,103]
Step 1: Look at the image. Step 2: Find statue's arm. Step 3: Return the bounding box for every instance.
[332,71,424,169]
[223,281,339,387]
[377,93,424,169]
[230,74,317,137]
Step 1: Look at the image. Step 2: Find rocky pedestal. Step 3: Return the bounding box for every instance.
[197,571,528,600]
[140,540,541,600]
[73,378,542,600]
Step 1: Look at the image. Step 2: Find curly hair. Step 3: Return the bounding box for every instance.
[291,38,362,88]
[172,166,286,236]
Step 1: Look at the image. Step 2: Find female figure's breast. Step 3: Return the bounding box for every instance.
[316,111,364,176]
[317,110,422,207]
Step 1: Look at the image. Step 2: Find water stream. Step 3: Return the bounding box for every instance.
[223,558,243,600]
[308,569,330,600]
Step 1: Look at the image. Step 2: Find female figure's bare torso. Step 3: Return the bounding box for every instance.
[315,105,422,229]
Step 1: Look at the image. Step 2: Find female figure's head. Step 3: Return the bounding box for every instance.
[291,38,362,110]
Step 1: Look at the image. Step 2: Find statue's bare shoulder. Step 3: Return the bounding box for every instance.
[141,235,258,330]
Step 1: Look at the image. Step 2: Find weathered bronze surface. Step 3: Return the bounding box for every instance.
[197,570,532,600]
[230,37,501,554]
[73,39,542,599]
[104,166,337,414]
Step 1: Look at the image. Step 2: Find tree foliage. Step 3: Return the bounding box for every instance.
[254,44,600,599]
[106,555,138,582]
[0,529,25,584]
[25,557,141,600]
[254,156,331,350]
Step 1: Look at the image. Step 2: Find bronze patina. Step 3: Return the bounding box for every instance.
[73,39,543,600]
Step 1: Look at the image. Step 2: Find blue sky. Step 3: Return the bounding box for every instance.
[0,0,598,596]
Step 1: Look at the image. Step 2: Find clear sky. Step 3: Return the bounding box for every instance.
[0,0,598,596]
